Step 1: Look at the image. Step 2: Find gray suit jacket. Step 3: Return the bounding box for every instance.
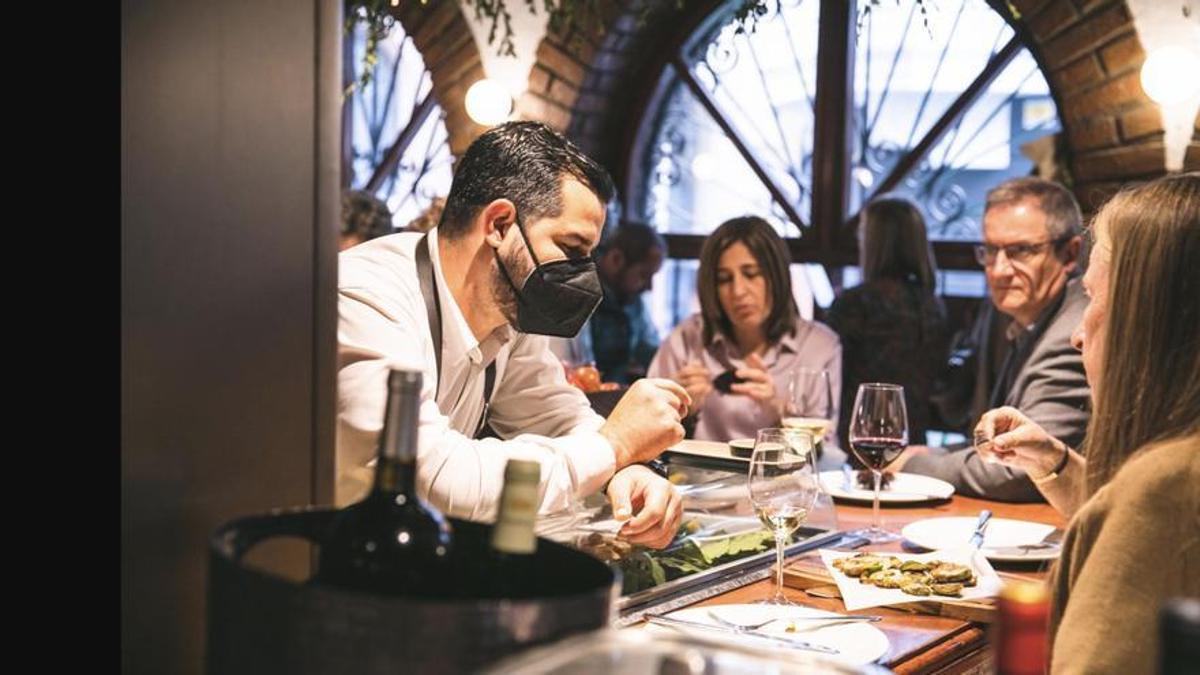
[905,278,1090,502]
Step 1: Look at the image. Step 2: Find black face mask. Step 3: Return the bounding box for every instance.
[495,216,602,337]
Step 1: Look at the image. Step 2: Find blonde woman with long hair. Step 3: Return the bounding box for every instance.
[975,172,1199,673]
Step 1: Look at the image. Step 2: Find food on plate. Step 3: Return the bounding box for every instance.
[929,562,974,583]
[930,582,965,597]
[833,553,977,598]
[855,469,895,490]
[865,568,905,588]
[834,554,900,578]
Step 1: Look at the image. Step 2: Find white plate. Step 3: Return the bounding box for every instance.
[901,516,1061,562]
[645,603,890,667]
[819,471,955,503]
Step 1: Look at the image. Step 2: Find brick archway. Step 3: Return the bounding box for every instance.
[390,0,488,157]
[518,0,1195,215]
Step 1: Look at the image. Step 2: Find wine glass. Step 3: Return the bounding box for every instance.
[784,368,834,461]
[847,383,909,543]
[748,428,820,605]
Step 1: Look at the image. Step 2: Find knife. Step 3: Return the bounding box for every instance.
[968,509,993,549]
[645,614,840,655]
[985,528,1065,556]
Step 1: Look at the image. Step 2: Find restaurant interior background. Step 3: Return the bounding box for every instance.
[121,0,1199,672]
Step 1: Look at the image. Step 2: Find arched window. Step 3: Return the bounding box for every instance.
[346,17,453,229]
[628,0,1059,334]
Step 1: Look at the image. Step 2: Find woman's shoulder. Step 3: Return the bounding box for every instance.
[1102,435,1200,506]
[793,317,841,349]
[661,312,705,347]
[1117,435,1200,481]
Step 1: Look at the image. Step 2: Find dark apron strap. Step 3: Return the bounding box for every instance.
[416,234,496,439]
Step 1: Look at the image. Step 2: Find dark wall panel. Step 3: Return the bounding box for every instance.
[121,1,339,673]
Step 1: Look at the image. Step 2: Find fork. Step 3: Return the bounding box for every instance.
[706,609,881,631]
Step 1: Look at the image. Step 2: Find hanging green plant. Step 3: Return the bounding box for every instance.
[345,0,935,96]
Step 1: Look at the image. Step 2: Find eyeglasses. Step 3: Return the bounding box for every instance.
[973,237,1068,267]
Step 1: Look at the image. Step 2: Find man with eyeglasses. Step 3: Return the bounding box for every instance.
[896,177,1090,502]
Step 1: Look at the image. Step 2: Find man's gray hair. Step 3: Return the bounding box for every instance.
[984,177,1082,240]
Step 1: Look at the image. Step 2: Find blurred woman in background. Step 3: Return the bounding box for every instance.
[647,216,841,447]
[825,196,949,450]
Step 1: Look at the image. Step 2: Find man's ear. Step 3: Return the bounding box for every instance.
[1061,234,1083,272]
[480,199,517,250]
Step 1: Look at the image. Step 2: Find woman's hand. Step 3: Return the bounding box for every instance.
[672,361,712,416]
[730,353,778,411]
[974,406,1069,478]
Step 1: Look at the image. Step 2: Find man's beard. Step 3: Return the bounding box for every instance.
[489,246,524,327]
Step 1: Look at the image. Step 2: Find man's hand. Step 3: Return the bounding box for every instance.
[672,361,712,414]
[606,464,683,550]
[600,378,691,468]
[975,406,1068,477]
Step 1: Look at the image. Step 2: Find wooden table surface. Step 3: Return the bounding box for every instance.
[672,491,1065,674]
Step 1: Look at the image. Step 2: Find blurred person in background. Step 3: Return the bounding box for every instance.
[826,196,950,453]
[340,188,395,251]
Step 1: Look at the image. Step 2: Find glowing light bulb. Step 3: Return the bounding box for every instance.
[1140,45,1200,106]
[465,79,513,126]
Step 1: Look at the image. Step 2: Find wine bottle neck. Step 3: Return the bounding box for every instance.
[374,370,422,496]
[491,466,539,555]
[374,455,417,495]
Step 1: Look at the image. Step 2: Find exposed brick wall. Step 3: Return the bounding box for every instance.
[390,0,486,157]
[1017,1,1193,210]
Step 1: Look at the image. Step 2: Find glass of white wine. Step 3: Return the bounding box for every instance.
[783,368,834,461]
[748,428,820,605]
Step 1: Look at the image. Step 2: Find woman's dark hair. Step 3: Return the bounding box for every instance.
[697,216,799,347]
[439,121,614,239]
[859,196,938,292]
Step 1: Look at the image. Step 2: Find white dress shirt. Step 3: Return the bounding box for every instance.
[337,229,617,520]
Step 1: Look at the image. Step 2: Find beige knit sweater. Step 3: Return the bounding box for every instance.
[1049,435,1200,674]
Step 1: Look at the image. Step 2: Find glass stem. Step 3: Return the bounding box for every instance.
[872,469,883,532]
[774,531,788,600]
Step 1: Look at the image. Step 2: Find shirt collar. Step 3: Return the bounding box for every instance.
[427,228,512,365]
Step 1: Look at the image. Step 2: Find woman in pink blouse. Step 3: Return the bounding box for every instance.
[647,216,842,445]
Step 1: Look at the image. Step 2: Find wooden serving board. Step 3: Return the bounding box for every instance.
[781,559,997,623]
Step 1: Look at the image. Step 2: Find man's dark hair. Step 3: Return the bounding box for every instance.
[439,121,615,239]
[597,220,666,264]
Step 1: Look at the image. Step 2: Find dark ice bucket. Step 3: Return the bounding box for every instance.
[206,506,618,674]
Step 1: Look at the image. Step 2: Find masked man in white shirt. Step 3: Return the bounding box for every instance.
[337,122,690,548]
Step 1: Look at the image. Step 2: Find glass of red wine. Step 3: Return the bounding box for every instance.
[847,383,908,543]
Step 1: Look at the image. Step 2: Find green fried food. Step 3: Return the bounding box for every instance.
[867,569,906,588]
[930,582,964,597]
[839,554,977,599]
[930,562,974,583]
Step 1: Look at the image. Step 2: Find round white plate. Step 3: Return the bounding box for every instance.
[646,604,890,666]
[819,471,955,503]
[901,516,1061,562]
